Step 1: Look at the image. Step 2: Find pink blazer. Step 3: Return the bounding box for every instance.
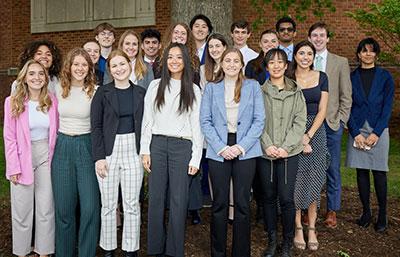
[3,94,58,185]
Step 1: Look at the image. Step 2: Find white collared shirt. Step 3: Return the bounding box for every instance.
[314,49,328,72]
[239,45,259,67]
[197,42,206,61]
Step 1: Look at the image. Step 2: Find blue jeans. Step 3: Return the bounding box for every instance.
[325,121,344,211]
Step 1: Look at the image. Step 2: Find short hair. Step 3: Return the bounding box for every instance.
[94,22,116,36]
[141,28,161,42]
[275,17,297,32]
[230,20,251,33]
[189,14,213,34]
[356,37,380,61]
[308,22,330,37]
[259,29,278,41]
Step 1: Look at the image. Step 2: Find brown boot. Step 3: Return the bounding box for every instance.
[324,210,337,228]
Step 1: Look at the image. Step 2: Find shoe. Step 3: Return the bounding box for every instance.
[324,210,337,229]
[263,231,277,257]
[307,227,319,251]
[281,238,293,257]
[356,211,371,228]
[293,227,306,250]
[190,210,201,225]
[302,211,309,226]
[374,215,388,233]
[125,251,138,257]
[104,250,115,257]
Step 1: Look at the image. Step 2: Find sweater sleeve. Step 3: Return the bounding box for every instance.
[140,80,157,155]
[188,86,204,169]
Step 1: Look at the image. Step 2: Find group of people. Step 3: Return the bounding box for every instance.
[3,13,394,257]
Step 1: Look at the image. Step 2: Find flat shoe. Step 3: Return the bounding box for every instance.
[307,227,319,251]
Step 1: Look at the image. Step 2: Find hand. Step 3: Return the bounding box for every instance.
[365,133,379,147]
[277,148,288,158]
[10,174,20,185]
[230,145,243,157]
[95,159,108,179]
[303,144,312,154]
[265,145,279,158]
[302,134,311,146]
[221,147,236,160]
[188,166,199,175]
[142,154,151,172]
[354,134,366,149]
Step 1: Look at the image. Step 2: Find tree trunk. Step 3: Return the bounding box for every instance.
[170,0,233,43]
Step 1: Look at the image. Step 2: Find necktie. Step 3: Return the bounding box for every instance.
[315,55,323,71]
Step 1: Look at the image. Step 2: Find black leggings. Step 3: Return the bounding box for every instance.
[356,169,387,217]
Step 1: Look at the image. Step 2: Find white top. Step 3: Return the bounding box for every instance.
[55,82,93,135]
[130,59,138,84]
[314,49,328,72]
[225,80,239,133]
[11,76,59,94]
[140,78,203,169]
[28,100,50,141]
[239,45,258,68]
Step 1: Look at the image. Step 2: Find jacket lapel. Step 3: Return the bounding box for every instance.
[367,67,382,103]
[104,84,119,116]
[238,81,250,120]
[214,82,227,120]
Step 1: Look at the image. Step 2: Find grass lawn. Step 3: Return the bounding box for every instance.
[0,129,399,199]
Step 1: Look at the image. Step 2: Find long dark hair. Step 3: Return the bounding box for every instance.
[155,43,195,114]
[286,40,316,79]
[204,33,228,82]
[250,30,278,74]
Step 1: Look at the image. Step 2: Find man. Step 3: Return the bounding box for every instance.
[190,14,213,65]
[276,17,297,61]
[94,22,116,73]
[308,22,352,229]
[141,28,162,66]
[230,20,258,67]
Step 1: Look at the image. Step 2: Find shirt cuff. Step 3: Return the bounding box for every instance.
[217,146,229,156]
[236,144,246,157]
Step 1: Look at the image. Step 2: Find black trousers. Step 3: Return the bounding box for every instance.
[258,155,299,240]
[208,133,256,257]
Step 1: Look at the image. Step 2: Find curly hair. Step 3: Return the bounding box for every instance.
[60,48,96,99]
[11,60,52,117]
[18,40,62,78]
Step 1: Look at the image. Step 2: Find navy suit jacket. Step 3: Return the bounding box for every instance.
[348,66,394,137]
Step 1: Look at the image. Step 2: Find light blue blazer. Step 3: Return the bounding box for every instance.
[200,79,265,162]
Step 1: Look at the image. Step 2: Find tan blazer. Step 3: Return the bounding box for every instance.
[325,52,352,131]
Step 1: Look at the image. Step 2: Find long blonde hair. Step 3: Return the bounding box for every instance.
[60,48,96,98]
[118,30,148,80]
[11,59,52,117]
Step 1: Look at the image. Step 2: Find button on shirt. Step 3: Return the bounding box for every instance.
[279,44,294,61]
[314,49,328,72]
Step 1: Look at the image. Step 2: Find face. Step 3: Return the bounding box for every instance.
[277,22,296,44]
[208,38,226,62]
[358,44,377,66]
[83,42,100,64]
[34,45,53,70]
[172,25,188,44]
[267,54,288,79]
[259,33,279,53]
[192,19,209,42]
[71,55,89,83]
[122,34,139,60]
[294,46,314,69]
[167,47,184,78]
[221,51,243,78]
[96,30,115,48]
[109,55,131,82]
[308,27,329,53]
[231,27,250,48]
[25,63,46,93]
[142,37,161,58]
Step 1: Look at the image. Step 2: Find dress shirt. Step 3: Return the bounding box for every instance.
[279,44,294,61]
[314,49,328,72]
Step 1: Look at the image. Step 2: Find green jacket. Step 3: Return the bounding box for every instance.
[260,76,307,160]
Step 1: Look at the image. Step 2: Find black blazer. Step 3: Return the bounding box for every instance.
[91,80,146,161]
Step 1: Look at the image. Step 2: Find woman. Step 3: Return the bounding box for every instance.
[91,49,145,257]
[200,48,265,257]
[259,49,306,257]
[287,40,329,251]
[140,43,203,257]
[245,29,279,85]
[51,48,100,257]
[4,60,58,257]
[11,39,62,93]
[83,40,104,86]
[346,37,394,233]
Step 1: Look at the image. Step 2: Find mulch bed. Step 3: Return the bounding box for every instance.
[0,187,399,256]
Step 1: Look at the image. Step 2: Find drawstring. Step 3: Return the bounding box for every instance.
[270,159,273,182]
[284,158,288,185]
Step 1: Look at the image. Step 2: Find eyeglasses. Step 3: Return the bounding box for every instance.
[278,27,295,33]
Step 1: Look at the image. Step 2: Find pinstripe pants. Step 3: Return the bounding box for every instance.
[51,133,100,257]
[98,133,143,251]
